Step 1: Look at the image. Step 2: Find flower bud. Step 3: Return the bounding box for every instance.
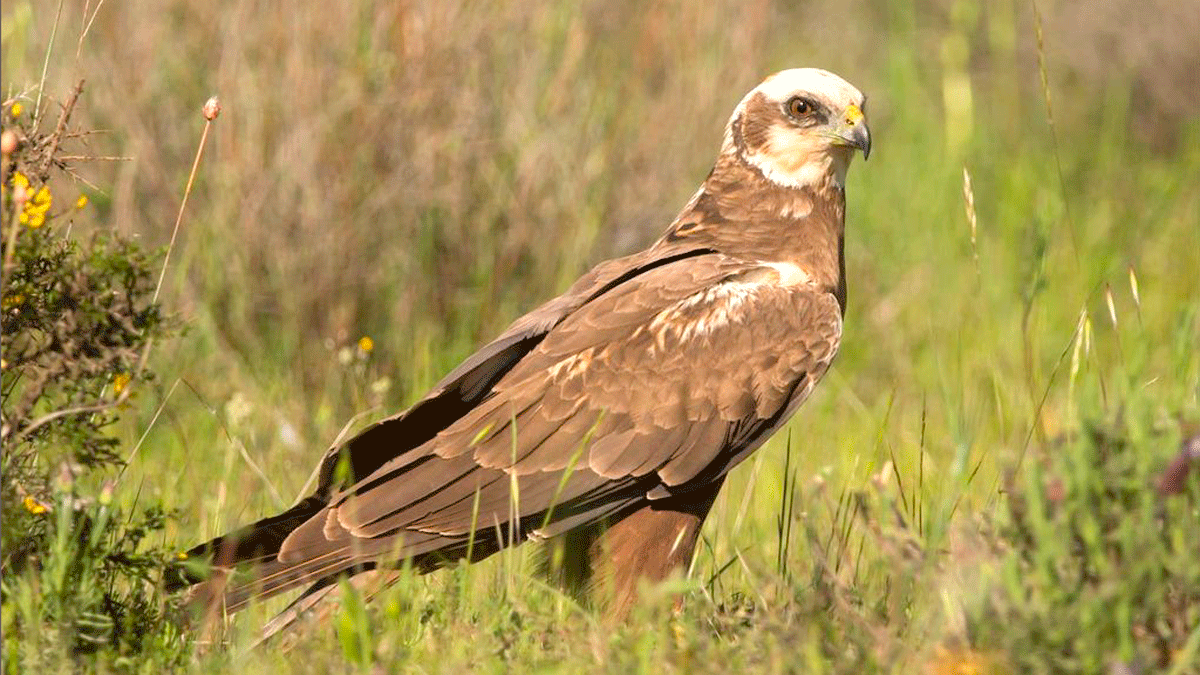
[202,96,222,121]
[0,130,16,156]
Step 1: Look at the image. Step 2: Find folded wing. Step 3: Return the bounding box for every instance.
[229,252,842,609]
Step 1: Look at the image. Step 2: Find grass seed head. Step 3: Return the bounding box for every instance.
[202,96,221,121]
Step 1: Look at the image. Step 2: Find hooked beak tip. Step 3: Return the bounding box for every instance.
[852,123,871,161]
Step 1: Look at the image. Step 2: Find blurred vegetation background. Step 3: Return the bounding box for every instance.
[2,0,1198,672]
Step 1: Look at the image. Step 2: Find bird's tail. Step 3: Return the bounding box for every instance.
[172,497,328,580]
[165,495,338,603]
[167,496,474,626]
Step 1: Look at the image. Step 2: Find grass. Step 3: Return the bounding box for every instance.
[3,0,1199,672]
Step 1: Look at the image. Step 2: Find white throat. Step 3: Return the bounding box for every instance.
[744,148,852,190]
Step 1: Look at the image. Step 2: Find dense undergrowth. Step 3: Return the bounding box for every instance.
[1,92,186,668]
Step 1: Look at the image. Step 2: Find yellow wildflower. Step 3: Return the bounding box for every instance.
[31,186,51,213]
[2,294,23,310]
[76,194,88,209]
[112,372,132,395]
[358,336,374,353]
[927,644,1004,675]
[10,102,22,117]
[176,551,189,561]
[15,180,52,229]
[23,495,48,515]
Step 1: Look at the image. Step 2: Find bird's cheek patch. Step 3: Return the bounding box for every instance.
[746,127,830,188]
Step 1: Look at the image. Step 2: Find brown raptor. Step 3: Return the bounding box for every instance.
[172,67,871,633]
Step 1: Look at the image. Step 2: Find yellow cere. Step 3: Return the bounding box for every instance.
[845,104,864,125]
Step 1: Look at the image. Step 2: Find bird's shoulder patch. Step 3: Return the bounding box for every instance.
[754,261,814,287]
[645,261,819,346]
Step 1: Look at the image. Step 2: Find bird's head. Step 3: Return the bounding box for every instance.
[724,68,870,190]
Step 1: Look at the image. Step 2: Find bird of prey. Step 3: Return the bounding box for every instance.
[173,67,871,627]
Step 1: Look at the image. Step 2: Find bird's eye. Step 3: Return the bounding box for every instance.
[787,96,813,118]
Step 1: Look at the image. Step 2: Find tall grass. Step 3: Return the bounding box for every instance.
[3,0,1198,671]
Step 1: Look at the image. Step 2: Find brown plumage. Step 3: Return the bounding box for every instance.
[172,68,871,631]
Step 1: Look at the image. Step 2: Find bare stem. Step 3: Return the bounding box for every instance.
[962,166,980,282]
[154,116,213,303]
[77,0,109,60]
[36,80,85,180]
[2,201,22,291]
[32,0,66,133]
[1031,0,1081,271]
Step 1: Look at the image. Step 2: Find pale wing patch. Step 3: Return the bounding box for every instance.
[547,347,596,380]
[760,261,813,287]
[647,263,815,346]
[648,280,759,346]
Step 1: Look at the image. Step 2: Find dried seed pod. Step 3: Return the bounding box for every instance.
[202,96,221,121]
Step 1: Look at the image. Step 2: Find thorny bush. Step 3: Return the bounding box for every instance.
[1,88,188,668]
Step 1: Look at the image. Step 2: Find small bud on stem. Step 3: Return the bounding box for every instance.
[202,96,221,121]
[0,130,17,156]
